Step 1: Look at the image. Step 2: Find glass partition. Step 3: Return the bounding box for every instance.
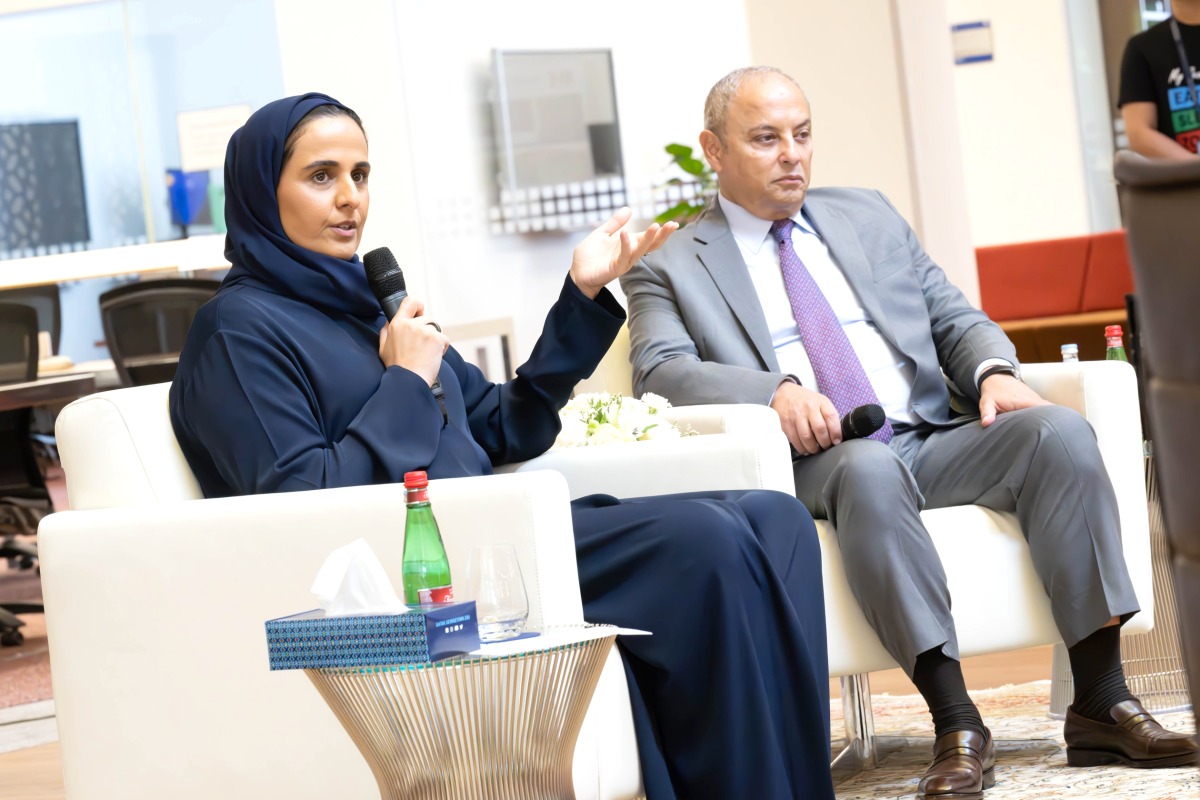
[0,0,285,259]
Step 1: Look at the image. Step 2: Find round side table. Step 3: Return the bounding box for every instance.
[305,626,617,800]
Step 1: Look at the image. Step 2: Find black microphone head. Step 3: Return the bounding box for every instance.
[363,246,405,300]
[845,403,886,439]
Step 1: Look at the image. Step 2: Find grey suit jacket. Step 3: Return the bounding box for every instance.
[619,187,1018,427]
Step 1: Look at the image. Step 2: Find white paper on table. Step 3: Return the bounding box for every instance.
[471,625,649,658]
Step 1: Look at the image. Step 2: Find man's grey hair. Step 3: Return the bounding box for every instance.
[704,66,805,142]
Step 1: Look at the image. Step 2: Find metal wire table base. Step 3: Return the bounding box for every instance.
[307,633,615,800]
[1049,451,1192,718]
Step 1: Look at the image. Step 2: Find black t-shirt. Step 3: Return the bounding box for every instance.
[1119,17,1200,152]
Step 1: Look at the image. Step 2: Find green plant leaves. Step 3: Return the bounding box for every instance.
[657,142,717,226]
[655,201,705,225]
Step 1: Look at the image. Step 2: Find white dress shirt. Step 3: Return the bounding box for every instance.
[718,193,920,425]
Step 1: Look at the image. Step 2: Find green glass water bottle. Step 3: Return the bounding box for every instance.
[401,471,454,605]
[1104,325,1129,362]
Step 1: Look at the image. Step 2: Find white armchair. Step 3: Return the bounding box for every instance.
[562,333,1154,774]
[38,382,788,800]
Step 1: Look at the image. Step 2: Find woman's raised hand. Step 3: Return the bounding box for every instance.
[569,207,678,299]
[377,295,448,387]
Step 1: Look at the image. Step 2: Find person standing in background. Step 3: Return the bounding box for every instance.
[1120,0,1200,158]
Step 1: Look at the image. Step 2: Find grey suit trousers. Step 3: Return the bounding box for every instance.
[792,404,1140,676]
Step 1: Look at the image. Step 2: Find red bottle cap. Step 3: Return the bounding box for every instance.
[1104,325,1123,338]
[403,471,428,488]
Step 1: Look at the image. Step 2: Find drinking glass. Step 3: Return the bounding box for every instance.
[466,544,529,641]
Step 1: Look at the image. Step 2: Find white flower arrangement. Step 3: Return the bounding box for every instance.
[554,392,695,449]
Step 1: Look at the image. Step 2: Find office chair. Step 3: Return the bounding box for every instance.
[0,284,64,463]
[0,284,61,357]
[99,278,221,387]
[0,302,52,646]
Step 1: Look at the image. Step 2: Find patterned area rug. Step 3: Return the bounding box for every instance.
[834,681,1197,799]
[0,561,50,710]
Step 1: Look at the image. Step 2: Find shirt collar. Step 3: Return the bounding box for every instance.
[717,192,818,255]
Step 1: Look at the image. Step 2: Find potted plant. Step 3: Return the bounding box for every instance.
[654,143,717,226]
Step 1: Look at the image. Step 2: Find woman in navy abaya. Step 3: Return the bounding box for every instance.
[169,93,835,800]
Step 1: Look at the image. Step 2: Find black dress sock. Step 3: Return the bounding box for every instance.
[912,646,987,739]
[1068,624,1135,723]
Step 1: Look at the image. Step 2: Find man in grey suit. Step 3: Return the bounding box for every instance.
[621,66,1197,796]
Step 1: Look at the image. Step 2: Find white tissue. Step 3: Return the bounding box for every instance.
[311,538,408,616]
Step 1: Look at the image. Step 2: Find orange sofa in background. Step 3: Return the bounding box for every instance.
[976,230,1134,362]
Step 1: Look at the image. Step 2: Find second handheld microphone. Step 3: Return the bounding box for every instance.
[840,403,886,441]
[791,403,887,460]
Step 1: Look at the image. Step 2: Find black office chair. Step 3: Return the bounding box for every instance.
[0,302,52,647]
[99,278,221,387]
[0,284,63,463]
[0,284,61,358]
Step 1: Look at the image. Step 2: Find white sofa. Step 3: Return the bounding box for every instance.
[38,360,1151,799]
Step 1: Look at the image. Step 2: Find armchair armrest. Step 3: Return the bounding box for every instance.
[659,402,783,437]
[40,470,583,635]
[499,423,794,500]
[1022,360,1153,625]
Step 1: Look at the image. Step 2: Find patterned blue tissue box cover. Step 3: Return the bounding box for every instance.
[265,601,478,670]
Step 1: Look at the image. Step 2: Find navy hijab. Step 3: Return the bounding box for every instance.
[220,92,383,322]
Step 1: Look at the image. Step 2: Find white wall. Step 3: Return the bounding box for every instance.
[947,0,1094,246]
[744,0,980,304]
[743,0,918,224]
[274,0,425,298]
[890,0,980,305]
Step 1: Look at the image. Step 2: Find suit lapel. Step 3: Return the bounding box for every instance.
[803,197,899,349]
[692,204,780,371]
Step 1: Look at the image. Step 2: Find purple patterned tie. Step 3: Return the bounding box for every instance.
[771,218,893,444]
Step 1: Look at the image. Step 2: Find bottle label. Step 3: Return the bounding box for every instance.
[417,584,454,604]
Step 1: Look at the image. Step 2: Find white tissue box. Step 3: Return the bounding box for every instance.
[265,601,479,671]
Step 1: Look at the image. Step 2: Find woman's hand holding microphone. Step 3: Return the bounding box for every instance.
[378,295,448,388]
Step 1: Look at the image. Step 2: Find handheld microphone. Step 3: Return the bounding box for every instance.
[791,403,887,460]
[363,247,408,319]
[363,246,447,422]
[840,403,886,441]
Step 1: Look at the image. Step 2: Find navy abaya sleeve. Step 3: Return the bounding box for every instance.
[459,278,626,465]
[171,276,623,497]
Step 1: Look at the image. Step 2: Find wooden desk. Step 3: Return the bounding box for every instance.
[0,374,96,413]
